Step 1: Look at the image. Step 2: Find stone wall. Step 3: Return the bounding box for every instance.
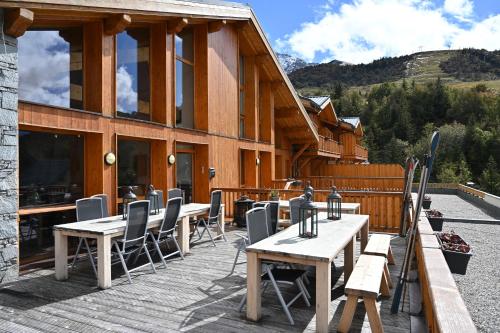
[0,9,19,283]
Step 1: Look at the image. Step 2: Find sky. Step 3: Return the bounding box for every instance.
[235,0,500,64]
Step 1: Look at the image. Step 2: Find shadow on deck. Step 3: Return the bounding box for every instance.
[0,227,410,332]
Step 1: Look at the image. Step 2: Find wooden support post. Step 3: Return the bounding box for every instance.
[246,252,262,322]
[384,263,393,288]
[380,270,391,297]
[337,295,358,332]
[298,156,313,172]
[208,20,227,33]
[97,235,112,289]
[316,261,332,333]
[178,216,190,254]
[4,8,33,38]
[388,246,395,265]
[361,219,369,252]
[344,235,356,282]
[167,18,188,34]
[104,14,131,35]
[54,230,68,281]
[217,205,225,236]
[291,143,310,165]
[364,298,384,333]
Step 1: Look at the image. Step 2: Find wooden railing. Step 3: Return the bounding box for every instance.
[415,213,477,332]
[318,136,342,155]
[213,187,403,233]
[272,176,404,192]
[355,144,368,160]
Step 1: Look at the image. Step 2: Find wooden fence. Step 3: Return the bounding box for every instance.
[273,176,404,192]
[214,187,403,233]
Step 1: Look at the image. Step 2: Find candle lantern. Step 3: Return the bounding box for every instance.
[147,185,160,215]
[122,186,137,220]
[304,181,314,200]
[327,186,342,220]
[299,191,318,238]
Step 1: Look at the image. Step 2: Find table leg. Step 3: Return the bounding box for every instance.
[246,252,262,322]
[316,261,332,333]
[344,235,356,282]
[217,205,225,236]
[178,216,190,254]
[361,219,369,252]
[97,235,111,289]
[54,230,68,281]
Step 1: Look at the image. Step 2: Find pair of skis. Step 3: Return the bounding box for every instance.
[391,131,440,314]
[399,157,419,237]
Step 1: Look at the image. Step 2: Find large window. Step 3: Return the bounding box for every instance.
[117,28,151,120]
[19,131,84,207]
[239,55,245,138]
[118,139,151,197]
[175,28,194,129]
[18,28,83,109]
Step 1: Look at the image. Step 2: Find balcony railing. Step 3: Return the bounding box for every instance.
[318,136,341,155]
[342,143,369,160]
[355,144,368,160]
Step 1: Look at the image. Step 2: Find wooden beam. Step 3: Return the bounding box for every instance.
[167,18,188,34]
[255,54,271,66]
[298,156,314,171]
[271,80,284,91]
[234,20,251,30]
[104,14,131,35]
[208,20,227,33]
[4,8,33,38]
[291,143,310,165]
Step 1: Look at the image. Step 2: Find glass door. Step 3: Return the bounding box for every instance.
[176,150,194,204]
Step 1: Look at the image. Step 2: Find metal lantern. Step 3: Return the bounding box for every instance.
[233,195,255,227]
[147,185,160,215]
[122,186,137,220]
[304,181,314,200]
[327,186,342,220]
[299,191,318,238]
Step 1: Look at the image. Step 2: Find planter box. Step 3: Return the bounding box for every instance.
[425,211,444,231]
[422,199,431,209]
[438,233,473,275]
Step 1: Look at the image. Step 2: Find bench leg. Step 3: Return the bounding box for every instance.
[380,269,391,297]
[364,298,384,333]
[387,246,395,265]
[384,263,393,289]
[338,295,358,333]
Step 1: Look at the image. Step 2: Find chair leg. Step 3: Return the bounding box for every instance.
[71,237,84,269]
[296,279,311,306]
[215,221,227,242]
[114,242,132,284]
[143,244,157,273]
[150,232,167,269]
[172,236,184,260]
[230,246,241,275]
[298,277,312,300]
[83,238,97,278]
[238,292,247,312]
[265,266,294,325]
[201,219,216,247]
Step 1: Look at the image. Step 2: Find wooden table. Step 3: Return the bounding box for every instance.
[245,213,369,333]
[54,203,224,289]
[278,200,361,214]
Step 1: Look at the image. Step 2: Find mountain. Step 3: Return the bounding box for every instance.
[276,53,317,74]
[288,49,500,93]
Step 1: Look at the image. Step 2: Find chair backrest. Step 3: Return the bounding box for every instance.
[246,207,269,245]
[167,188,183,202]
[76,198,104,222]
[208,190,222,220]
[267,201,280,234]
[91,194,109,217]
[159,197,183,235]
[146,189,164,210]
[289,196,305,225]
[122,200,150,250]
[253,202,272,236]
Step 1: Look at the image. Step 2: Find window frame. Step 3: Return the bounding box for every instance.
[238,54,246,139]
[174,27,195,129]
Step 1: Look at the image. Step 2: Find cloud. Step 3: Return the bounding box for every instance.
[18,31,71,107]
[116,66,138,112]
[443,0,473,18]
[280,0,500,64]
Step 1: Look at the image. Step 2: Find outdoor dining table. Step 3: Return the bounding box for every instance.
[278,200,361,214]
[53,203,224,289]
[245,212,369,333]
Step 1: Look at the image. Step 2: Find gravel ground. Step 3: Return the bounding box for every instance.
[433,195,500,332]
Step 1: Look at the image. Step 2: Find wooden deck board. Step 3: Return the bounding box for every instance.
[0,228,410,332]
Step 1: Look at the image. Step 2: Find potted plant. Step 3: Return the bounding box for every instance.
[422,195,432,209]
[269,189,280,201]
[438,231,473,275]
[425,209,444,231]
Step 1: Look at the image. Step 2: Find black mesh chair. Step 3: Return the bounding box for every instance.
[167,188,183,203]
[237,207,311,325]
[71,197,104,278]
[191,190,226,246]
[289,197,305,225]
[91,194,109,217]
[111,200,156,284]
[148,197,184,268]
[253,201,280,235]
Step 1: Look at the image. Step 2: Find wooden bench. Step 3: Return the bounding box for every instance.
[338,255,390,333]
[363,233,395,288]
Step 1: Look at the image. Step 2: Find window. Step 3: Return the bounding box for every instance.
[116,28,151,120]
[118,139,151,197]
[239,55,245,138]
[18,28,83,109]
[175,28,194,128]
[19,131,84,207]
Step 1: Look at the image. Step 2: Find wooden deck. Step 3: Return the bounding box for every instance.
[0,227,410,332]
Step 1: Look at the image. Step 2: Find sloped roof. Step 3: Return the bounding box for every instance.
[300,95,331,111]
[340,117,360,128]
